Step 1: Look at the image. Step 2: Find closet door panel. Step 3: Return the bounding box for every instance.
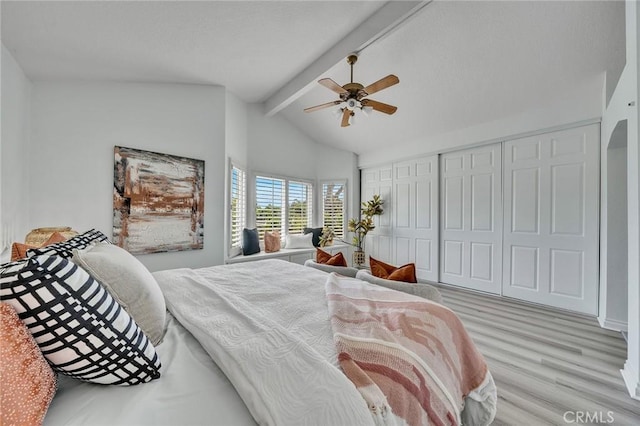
[393,156,439,280]
[361,166,393,265]
[416,181,432,229]
[444,176,464,230]
[440,144,502,293]
[415,239,432,272]
[502,124,599,315]
[511,167,539,233]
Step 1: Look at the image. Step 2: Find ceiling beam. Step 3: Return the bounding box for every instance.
[263,0,430,117]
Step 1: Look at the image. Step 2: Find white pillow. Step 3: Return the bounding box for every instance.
[72,242,166,345]
[285,233,314,249]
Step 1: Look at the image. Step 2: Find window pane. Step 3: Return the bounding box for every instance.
[256,176,285,238]
[322,182,345,239]
[230,166,246,249]
[288,181,312,234]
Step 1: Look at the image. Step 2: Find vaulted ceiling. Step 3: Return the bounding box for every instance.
[1,1,626,156]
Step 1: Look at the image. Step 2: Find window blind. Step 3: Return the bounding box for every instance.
[230,166,246,249]
[322,182,346,239]
[288,181,313,234]
[255,176,286,238]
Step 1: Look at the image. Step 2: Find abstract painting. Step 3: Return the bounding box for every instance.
[113,146,205,254]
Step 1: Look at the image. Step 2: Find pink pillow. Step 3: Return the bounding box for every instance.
[0,303,57,425]
[264,231,281,253]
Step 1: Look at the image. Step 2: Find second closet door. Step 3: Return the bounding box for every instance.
[440,144,503,294]
[502,124,600,315]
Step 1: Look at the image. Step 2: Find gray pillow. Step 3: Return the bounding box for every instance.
[72,242,166,345]
[356,270,443,304]
[304,259,359,278]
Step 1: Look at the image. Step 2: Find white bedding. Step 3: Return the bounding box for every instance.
[44,313,256,426]
[154,259,496,426]
[155,259,374,426]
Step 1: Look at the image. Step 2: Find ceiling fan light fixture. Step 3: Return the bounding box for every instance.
[345,98,359,111]
[304,54,399,127]
[361,106,373,116]
[348,111,356,126]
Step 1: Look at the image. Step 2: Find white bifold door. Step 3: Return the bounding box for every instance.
[361,166,393,263]
[393,157,439,281]
[502,124,599,315]
[440,144,503,294]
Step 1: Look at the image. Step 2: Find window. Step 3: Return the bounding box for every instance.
[230,164,246,254]
[322,182,346,240]
[255,176,286,238]
[288,181,313,235]
[255,175,313,238]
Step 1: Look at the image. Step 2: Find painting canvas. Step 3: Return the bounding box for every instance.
[113,146,205,254]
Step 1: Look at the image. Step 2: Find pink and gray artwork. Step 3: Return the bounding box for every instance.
[113,146,205,254]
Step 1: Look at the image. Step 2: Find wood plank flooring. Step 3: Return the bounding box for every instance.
[436,284,640,425]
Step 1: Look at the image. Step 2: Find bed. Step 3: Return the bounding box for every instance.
[2,234,496,426]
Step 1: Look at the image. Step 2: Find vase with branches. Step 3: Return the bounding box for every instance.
[348,194,384,266]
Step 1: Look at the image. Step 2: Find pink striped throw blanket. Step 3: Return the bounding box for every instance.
[326,274,489,426]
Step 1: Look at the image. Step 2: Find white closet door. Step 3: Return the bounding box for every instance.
[393,156,439,281]
[440,144,502,294]
[361,166,393,263]
[502,124,599,315]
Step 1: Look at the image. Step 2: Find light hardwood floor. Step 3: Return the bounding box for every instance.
[436,284,640,425]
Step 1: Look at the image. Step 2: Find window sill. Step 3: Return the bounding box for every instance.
[225,243,350,265]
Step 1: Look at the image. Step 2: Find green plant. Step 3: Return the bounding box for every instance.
[348,194,384,251]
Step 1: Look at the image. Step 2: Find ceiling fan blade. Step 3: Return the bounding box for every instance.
[303,100,341,113]
[362,75,399,96]
[318,78,348,95]
[361,99,397,115]
[341,109,351,127]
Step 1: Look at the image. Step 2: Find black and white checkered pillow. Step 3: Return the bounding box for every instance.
[0,255,161,385]
[26,229,110,259]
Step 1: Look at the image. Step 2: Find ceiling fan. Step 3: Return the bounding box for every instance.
[304,54,399,127]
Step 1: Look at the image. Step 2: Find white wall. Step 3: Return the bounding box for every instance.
[225,91,248,167]
[601,64,636,332]
[608,145,628,320]
[1,46,32,262]
[621,0,640,401]
[245,102,360,235]
[315,144,360,233]
[247,103,318,181]
[224,91,249,257]
[29,81,226,272]
[600,137,628,330]
[246,102,318,230]
[2,74,359,267]
[358,74,604,168]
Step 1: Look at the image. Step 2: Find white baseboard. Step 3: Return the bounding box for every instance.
[621,362,640,401]
[597,315,628,332]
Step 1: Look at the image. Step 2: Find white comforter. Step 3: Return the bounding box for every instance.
[154,259,375,426]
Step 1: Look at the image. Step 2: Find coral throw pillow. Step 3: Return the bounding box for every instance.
[0,303,57,426]
[317,249,348,267]
[264,231,281,253]
[369,256,417,283]
[11,231,67,261]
